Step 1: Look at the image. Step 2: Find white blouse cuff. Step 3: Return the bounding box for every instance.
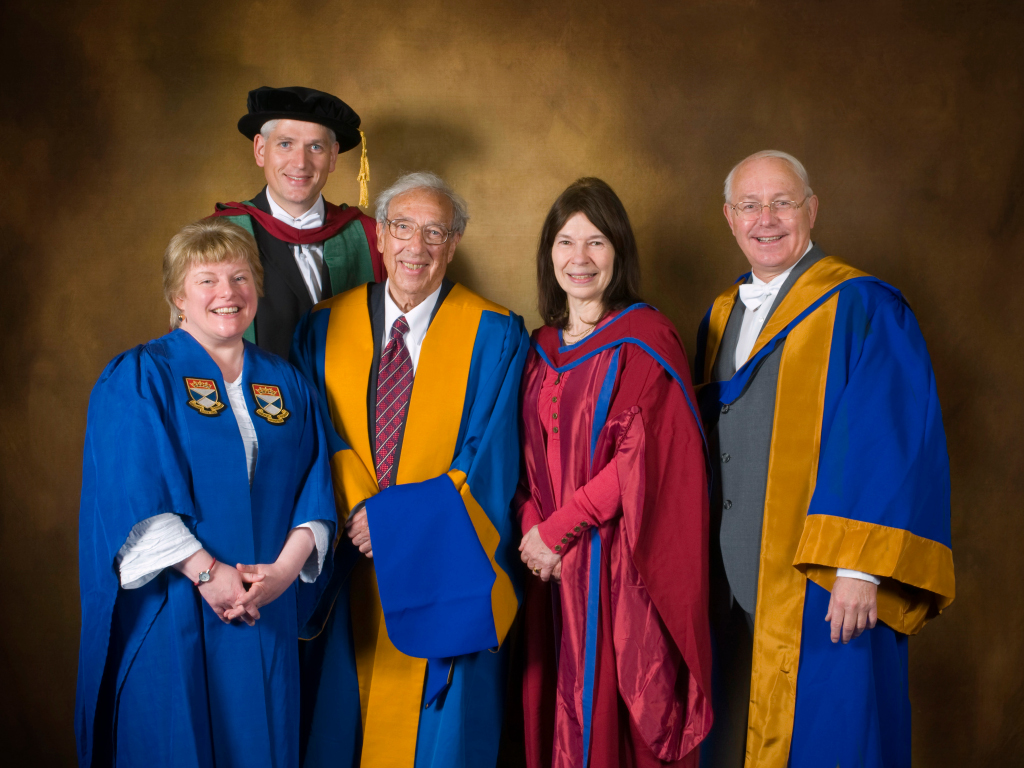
[297,520,331,583]
[116,513,202,590]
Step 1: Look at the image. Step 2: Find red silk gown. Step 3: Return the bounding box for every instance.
[518,305,713,768]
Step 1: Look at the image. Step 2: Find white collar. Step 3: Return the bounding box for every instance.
[266,191,325,228]
[382,280,443,349]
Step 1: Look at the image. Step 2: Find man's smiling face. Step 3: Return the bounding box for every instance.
[254,119,338,217]
[377,188,461,312]
[723,156,818,282]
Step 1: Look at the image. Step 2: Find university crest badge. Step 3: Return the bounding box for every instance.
[251,383,290,424]
[184,377,225,416]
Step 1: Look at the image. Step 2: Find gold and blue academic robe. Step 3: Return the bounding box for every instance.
[291,282,529,768]
[695,257,955,768]
[76,330,336,768]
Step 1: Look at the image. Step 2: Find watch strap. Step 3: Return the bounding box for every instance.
[193,556,217,587]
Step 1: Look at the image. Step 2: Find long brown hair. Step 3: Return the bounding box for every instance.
[536,177,643,328]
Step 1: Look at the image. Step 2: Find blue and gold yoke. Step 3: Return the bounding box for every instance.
[695,257,955,768]
[292,282,529,768]
[76,329,336,768]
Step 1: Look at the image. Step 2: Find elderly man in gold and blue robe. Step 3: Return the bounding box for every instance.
[291,171,528,768]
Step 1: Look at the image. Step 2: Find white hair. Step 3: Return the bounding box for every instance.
[259,118,337,146]
[375,171,470,235]
[724,150,814,202]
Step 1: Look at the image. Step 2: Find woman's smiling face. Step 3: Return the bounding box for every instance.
[175,259,258,348]
[551,212,615,307]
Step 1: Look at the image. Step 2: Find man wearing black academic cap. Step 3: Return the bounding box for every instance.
[211,86,384,358]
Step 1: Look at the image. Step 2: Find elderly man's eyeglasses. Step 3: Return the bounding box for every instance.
[386,219,454,245]
[729,198,808,221]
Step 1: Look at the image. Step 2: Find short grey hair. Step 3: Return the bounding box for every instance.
[375,171,470,235]
[724,150,813,202]
[259,118,337,146]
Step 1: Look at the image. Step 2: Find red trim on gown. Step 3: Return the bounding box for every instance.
[210,200,384,282]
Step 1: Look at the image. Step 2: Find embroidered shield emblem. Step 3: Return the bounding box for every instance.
[184,377,225,416]
[251,383,291,424]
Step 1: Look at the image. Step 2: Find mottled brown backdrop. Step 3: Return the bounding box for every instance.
[1,0,1021,764]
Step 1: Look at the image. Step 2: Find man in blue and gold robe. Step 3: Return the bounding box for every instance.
[695,151,955,768]
[291,172,529,768]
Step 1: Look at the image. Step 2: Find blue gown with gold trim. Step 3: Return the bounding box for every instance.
[695,257,954,768]
[291,282,529,768]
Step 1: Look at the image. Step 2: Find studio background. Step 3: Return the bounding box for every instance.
[1,0,1021,764]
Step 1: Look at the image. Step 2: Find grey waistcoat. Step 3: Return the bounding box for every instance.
[708,245,826,616]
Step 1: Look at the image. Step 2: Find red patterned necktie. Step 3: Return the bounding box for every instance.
[375,315,413,488]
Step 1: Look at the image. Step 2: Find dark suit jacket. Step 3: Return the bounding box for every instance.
[248,188,340,358]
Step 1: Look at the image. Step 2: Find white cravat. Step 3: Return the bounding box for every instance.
[733,243,813,371]
[738,282,783,312]
[266,192,327,303]
[381,280,443,374]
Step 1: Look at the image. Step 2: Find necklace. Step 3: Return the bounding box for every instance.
[563,315,601,342]
[563,326,593,342]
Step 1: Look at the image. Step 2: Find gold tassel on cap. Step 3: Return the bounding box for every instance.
[357,129,370,208]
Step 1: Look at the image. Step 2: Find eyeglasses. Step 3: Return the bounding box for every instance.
[386,218,454,245]
[729,198,808,221]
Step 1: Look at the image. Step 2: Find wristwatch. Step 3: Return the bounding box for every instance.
[193,557,217,587]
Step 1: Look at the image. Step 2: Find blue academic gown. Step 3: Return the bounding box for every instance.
[75,329,336,768]
[696,259,955,768]
[290,282,529,768]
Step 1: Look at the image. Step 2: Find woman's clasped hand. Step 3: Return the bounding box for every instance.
[180,527,317,626]
[519,525,562,582]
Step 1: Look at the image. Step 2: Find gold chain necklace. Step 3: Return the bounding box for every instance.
[563,315,600,342]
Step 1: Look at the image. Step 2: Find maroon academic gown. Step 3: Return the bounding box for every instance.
[518,305,713,768]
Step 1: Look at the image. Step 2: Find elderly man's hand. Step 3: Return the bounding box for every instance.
[345,506,373,558]
[519,525,561,582]
[826,576,878,643]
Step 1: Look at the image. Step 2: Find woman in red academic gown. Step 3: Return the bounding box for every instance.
[517,178,713,768]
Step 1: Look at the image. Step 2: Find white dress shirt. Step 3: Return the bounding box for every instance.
[732,242,880,587]
[381,280,443,374]
[116,369,330,589]
[266,192,327,303]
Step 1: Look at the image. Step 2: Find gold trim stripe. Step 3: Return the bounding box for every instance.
[323,288,377,526]
[702,284,739,384]
[396,283,504,485]
[747,257,869,363]
[794,514,955,635]
[448,470,519,647]
[744,291,839,768]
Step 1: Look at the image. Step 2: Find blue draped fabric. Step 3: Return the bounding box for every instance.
[76,329,335,768]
